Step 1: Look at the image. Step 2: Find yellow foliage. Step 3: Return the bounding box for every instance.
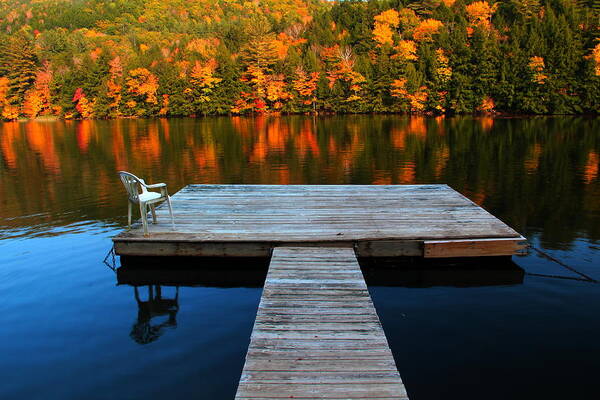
[374,9,400,28]
[589,43,600,76]
[77,96,95,119]
[372,22,394,46]
[435,49,452,83]
[465,1,496,28]
[107,79,122,111]
[2,105,19,120]
[190,61,222,93]
[442,0,456,6]
[408,88,428,112]
[413,19,443,42]
[393,40,418,61]
[185,38,219,58]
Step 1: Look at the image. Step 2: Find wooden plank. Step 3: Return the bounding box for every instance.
[423,236,528,258]
[235,247,408,400]
[113,184,526,258]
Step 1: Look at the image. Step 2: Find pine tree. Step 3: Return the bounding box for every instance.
[0,34,38,103]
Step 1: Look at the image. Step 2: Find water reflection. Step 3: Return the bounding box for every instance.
[131,285,179,345]
[1,116,599,249]
[117,257,269,344]
[360,257,525,287]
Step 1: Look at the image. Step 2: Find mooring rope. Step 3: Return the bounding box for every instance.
[529,245,598,284]
[103,245,118,272]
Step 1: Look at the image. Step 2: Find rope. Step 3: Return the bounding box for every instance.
[529,245,598,284]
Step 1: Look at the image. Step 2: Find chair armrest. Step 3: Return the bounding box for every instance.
[144,183,167,189]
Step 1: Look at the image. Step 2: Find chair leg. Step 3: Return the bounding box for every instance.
[139,202,149,236]
[150,204,157,224]
[166,195,175,230]
[127,202,132,228]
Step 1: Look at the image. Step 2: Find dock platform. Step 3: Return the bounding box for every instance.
[113,184,526,258]
[235,246,407,399]
[113,184,527,399]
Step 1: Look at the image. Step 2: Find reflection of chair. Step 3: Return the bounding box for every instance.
[130,285,179,345]
[118,171,174,236]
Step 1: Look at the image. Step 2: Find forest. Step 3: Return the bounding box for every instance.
[0,0,599,119]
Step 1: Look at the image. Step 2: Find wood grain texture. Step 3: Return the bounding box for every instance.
[113,184,524,257]
[235,247,408,400]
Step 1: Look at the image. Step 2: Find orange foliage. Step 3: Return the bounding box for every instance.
[127,68,159,104]
[588,43,600,76]
[373,22,395,46]
[292,67,319,105]
[413,19,443,42]
[465,1,496,28]
[72,88,95,119]
[479,96,495,113]
[529,56,547,84]
[0,77,9,104]
[2,105,20,120]
[159,94,169,116]
[392,40,418,61]
[23,90,43,118]
[23,66,53,118]
[265,75,292,108]
[435,49,452,83]
[391,79,428,112]
[374,9,400,27]
[372,9,400,47]
[390,78,408,99]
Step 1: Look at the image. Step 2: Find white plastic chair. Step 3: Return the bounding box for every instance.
[118,171,175,236]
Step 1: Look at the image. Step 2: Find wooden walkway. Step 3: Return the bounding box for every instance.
[113,184,526,258]
[235,246,407,400]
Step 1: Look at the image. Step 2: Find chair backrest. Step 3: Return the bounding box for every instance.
[118,171,145,202]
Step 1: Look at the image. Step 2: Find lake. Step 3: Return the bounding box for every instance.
[1,115,599,399]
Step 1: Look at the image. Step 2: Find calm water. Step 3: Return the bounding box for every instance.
[1,115,599,399]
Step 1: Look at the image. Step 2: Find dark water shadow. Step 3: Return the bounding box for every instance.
[117,256,270,288]
[359,256,525,287]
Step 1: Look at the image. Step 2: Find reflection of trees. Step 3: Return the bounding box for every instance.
[0,116,599,246]
[130,285,179,345]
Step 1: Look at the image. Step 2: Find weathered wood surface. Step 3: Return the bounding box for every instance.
[235,247,408,400]
[113,184,525,257]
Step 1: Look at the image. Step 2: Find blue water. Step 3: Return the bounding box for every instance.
[1,116,599,399]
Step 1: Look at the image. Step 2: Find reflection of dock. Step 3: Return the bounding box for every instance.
[113,184,526,258]
[113,184,527,399]
[360,257,525,287]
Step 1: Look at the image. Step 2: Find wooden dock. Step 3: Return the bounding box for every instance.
[113,184,527,399]
[113,184,526,258]
[235,246,407,399]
